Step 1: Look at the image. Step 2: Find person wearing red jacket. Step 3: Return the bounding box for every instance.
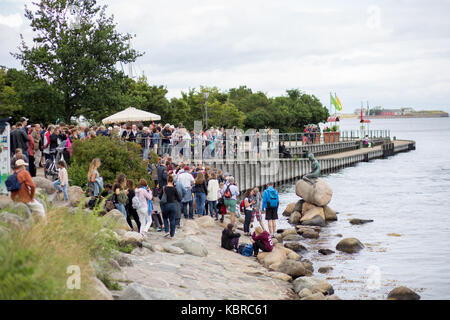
[251,226,274,257]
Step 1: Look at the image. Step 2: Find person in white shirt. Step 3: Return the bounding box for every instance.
[177,166,195,219]
[53,160,69,202]
[207,172,219,219]
[223,176,240,225]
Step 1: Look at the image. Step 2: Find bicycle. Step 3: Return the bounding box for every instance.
[44,146,65,181]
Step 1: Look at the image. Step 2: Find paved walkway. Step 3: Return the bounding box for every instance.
[317,140,410,160]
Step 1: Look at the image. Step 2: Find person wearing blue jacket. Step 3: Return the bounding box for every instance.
[261,182,279,237]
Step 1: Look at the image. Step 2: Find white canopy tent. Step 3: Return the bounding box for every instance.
[102,107,161,124]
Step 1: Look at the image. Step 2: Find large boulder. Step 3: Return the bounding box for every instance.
[282,203,297,217]
[302,230,319,239]
[131,247,152,256]
[284,242,308,253]
[162,244,185,255]
[119,231,144,247]
[91,277,114,300]
[282,234,302,242]
[281,228,297,238]
[172,237,208,257]
[295,178,333,207]
[300,208,326,227]
[387,286,420,300]
[68,186,84,207]
[324,206,338,221]
[104,209,131,231]
[33,177,57,195]
[7,202,32,219]
[293,276,334,296]
[183,220,204,236]
[336,238,364,253]
[301,202,319,216]
[288,211,302,225]
[276,260,306,279]
[196,216,215,228]
[0,212,28,229]
[257,248,287,269]
[119,283,173,300]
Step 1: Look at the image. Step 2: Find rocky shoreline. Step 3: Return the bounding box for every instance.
[0,174,421,300]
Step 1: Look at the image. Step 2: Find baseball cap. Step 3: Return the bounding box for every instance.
[21,117,29,122]
[15,159,28,167]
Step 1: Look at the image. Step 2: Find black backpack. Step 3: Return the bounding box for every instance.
[5,170,23,192]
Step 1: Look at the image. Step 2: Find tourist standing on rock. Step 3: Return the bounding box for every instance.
[207,172,219,219]
[112,173,128,218]
[134,179,154,233]
[31,124,41,170]
[251,188,265,231]
[53,160,69,203]
[243,190,256,236]
[9,159,46,222]
[87,158,103,197]
[223,177,240,225]
[221,223,241,252]
[261,182,279,237]
[193,172,208,216]
[251,226,274,257]
[125,179,141,232]
[159,175,181,237]
[176,166,195,219]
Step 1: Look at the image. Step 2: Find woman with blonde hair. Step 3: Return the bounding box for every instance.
[87,158,103,196]
[251,226,274,257]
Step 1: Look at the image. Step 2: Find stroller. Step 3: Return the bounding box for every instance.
[44,145,65,181]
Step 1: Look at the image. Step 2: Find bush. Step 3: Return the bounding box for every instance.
[69,136,157,189]
[0,207,119,299]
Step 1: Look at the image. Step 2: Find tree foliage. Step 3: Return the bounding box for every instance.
[13,0,142,123]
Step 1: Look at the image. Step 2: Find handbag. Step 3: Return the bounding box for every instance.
[160,187,167,206]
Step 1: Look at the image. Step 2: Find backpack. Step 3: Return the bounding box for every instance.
[5,170,23,192]
[223,185,232,199]
[132,195,141,210]
[240,199,246,213]
[266,188,279,209]
[238,244,253,257]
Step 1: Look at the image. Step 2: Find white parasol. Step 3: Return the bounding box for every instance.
[102,107,161,124]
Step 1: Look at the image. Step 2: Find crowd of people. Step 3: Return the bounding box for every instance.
[6,117,283,257]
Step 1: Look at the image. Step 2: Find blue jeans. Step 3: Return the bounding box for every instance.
[142,148,149,160]
[182,200,194,219]
[161,143,170,156]
[208,200,218,218]
[195,192,206,216]
[53,180,69,201]
[115,203,127,218]
[162,203,177,237]
[244,209,252,233]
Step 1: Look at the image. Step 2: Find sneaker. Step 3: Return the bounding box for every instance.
[157,227,162,232]
[164,233,170,238]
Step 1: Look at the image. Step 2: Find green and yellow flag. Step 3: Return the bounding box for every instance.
[335,94,343,111]
[330,93,343,111]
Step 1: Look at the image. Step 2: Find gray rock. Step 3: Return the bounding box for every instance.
[284,242,308,253]
[141,242,156,252]
[301,292,326,300]
[33,177,57,194]
[301,215,326,227]
[172,238,208,257]
[0,212,27,228]
[119,283,173,300]
[276,260,306,279]
[318,267,333,274]
[109,259,122,271]
[68,186,84,207]
[288,211,302,225]
[119,231,144,247]
[104,209,131,231]
[324,206,338,221]
[293,276,334,296]
[116,254,133,267]
[7,202,31,220]
[302,261,314,275]
[163,244,185,255]
[302,230,320,239]
[387,286,420,300]
[349,218,374,225]
[318,249,335,255]
[336,238,364,254]
[282,234,302,242]
[131,247,152,256]
[91,277,114,300]
[295,178,333,207]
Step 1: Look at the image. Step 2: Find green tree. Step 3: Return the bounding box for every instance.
[0,68,23,118]
[13,0,142,123]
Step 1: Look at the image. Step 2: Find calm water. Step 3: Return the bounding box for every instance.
[276,117,450,300]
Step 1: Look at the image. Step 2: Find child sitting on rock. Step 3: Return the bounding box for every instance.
[221,223,241,252]
[251,226,274,257]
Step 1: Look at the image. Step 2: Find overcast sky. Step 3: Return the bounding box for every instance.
[1,0,450,113]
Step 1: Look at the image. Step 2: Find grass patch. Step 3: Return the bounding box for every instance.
[0,205,119,300]
[98,273,122,291]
